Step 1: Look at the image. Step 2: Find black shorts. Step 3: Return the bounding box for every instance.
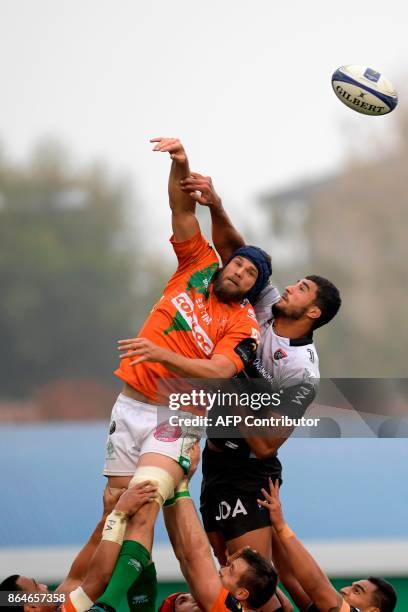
[199,443,282,541]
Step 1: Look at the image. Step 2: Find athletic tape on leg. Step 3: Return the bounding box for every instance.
[129,466,174,507]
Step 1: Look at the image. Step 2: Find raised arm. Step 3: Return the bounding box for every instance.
[118,337,237,378]
[57,482,156,601]
[180,172,245,263]
[55,486,125,594]
[151,137,200,242]
[80,481,156,601]
[258,479,347,612]
[163,447,222,612]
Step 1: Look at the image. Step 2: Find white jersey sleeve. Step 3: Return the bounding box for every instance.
[254,282,281,327]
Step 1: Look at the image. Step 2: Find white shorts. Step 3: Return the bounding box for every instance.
[103,393,203,476]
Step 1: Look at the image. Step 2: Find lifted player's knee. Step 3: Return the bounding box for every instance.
[129,465,175,507]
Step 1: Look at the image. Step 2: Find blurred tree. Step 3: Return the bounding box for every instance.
[0,140,168,399]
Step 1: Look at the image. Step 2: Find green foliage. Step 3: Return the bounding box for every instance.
[0,140,167,398]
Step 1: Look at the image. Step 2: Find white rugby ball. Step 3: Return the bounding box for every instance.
[332,65,398,115]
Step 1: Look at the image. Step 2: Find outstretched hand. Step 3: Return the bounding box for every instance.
[118,337,167,366]
[257,478,286,531]
[180,172,222,208]
[187,441,201,481]
[226,546,254,565]
[150,137,187,163]
[115,481,158,516]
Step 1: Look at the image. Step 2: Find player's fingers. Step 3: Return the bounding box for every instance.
[118,338,145,347]
[191,194,210,205]
[150,137,177,144]
[257,498,269,508]
[129,356,148,366]
[137,492,158,502]
[181,175,209,186]
[269,477,278,493]
[118,338,146,349]
[135,483,158,492]
[181,180,207,190]
[260,487,272,502]
[158,141,179,151]
[190,172,206,180]
[153,140,179,152]
[131,480,152,489]
[119,348,145,360]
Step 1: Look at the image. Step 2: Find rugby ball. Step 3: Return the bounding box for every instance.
[332,65,398,115]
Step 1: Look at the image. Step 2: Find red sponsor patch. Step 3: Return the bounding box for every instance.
[274,348,288,360]
[154,421,182,442]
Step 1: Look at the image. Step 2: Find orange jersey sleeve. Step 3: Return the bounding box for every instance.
[168,231,219,280]
[212,305,260,373]
[210,588,242,612]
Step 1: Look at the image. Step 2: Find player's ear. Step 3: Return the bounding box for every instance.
[307,304,321,322]
[235,586,249,602]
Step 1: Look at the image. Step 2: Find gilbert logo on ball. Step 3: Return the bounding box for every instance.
[332,65,398,115]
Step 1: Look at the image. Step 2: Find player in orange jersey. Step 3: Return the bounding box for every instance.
[101,137,272,594]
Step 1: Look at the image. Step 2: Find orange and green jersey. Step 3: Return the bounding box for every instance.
[115,232,260,403]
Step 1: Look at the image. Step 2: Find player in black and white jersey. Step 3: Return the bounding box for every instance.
[179,174,341,576]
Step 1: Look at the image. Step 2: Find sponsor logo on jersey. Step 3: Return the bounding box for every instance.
[307,348,315,363]
[225,593,243,611]
[234,338,258,366]
[225,440,239,450]
[247,308,256,320]
[154,421,182,442]
[186,262,218,297]
[171,293,214,355]
[106,440,115,460]
[131,595,149,605]
[274,348,288,360]
[291,383,314,406]
[128,558,142,572]
[109,420,116,435]
[215,498,248,521]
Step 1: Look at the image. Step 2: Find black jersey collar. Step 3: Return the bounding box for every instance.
[289,334,314,346]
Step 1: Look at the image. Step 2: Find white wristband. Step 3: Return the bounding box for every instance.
[102,509,128,545]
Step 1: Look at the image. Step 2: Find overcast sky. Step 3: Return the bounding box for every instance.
[1,0,407,253]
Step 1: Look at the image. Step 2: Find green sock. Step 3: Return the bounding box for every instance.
[98,540,151,610]
[127,562,157,612]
